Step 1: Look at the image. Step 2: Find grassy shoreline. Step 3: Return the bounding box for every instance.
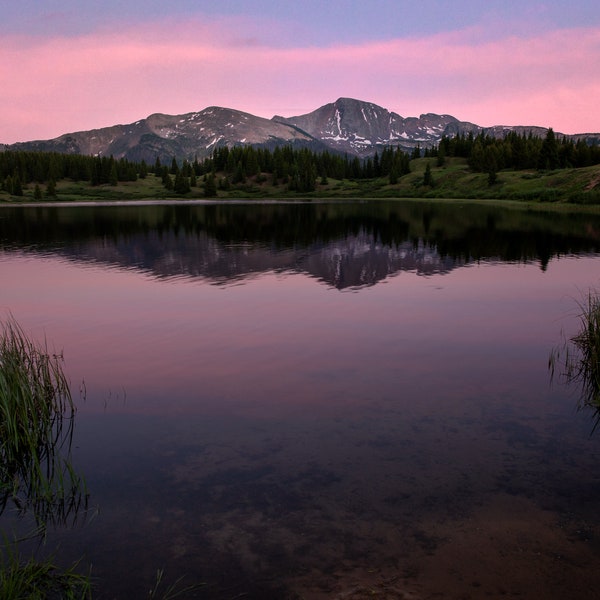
[1,157,600,209]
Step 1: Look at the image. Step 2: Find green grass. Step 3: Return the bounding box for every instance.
[0,539,91,600]
[147,569,205,600]
[2,158,599,204]
[1,317,92,598]
[0,318,207,598]
[0,317,87,526]
[549,291,600,431]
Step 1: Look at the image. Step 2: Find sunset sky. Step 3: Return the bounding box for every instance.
[1,0,599,144]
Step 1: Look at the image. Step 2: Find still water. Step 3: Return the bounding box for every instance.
[1,200,600,599]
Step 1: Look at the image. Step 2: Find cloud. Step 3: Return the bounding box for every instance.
[1,19,599,143]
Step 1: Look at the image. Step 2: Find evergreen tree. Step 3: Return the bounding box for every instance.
[204,172,217,197]
[46,178,57,197]
[109,162,118,186]
[538,128,559,170]
[90,160,100,186]
[373,152,381,177]
[162,172,173,191]
[173,171,191,194]
[11,174,23,196]
[4,175,13,195]
[423,163,434,187]
[233,161,246,184]
[436,144,446,167]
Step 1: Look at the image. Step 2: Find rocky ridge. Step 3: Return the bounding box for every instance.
[4,98,599,162]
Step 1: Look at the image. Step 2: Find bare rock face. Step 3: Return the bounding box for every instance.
[6,97,599,162]
[274,97,480,157]
[8,106,323,163]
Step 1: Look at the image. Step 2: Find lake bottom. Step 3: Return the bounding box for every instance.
[42,390,600,600]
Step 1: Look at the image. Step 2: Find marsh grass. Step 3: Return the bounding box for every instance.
[0,319,205,598]
[148,568,205,599]
[0,317,92,597]
[0,317,87,526]
[0,536,92,600]
[549,291,600,431]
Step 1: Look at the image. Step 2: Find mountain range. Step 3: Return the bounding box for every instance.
[4,97,600,163]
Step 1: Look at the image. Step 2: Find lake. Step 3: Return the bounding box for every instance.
[1,199,600,599]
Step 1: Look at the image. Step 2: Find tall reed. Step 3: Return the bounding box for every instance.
[549,290,600,431]
[0,317,91,597]
[0,317,87,525]
[0,536,91,600]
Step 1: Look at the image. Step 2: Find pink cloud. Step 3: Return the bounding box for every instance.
[1,21,599,144]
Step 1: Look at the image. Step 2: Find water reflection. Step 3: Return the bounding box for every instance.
[0,319,87,530]
[2,201,600,598]
[550,291,600,433]
[1,201,600,288]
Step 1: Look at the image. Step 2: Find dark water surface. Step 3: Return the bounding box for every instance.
[2,200,600,599]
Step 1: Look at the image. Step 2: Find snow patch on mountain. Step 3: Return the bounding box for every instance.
[9,96,597,163]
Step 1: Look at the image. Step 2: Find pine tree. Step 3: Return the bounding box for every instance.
[436,144,446,167]
[90,161,100,186]
[4,175,13,195]
[233,161,246,184]
[538,128,559,170]
[423,163,434,187]
[12,174,23,196]
[46,178,57,197]
[204,172,217,197]
[109,163,118,186]
[174,171,191,194]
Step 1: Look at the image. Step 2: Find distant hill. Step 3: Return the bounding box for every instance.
[4,98,600,163]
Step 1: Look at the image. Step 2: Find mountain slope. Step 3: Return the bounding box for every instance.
[7,107,323,163]
[4,98,599,162]
[273,97,482,157]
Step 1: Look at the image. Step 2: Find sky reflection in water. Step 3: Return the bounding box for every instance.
[1,202,600,598]
[0,251,589,419]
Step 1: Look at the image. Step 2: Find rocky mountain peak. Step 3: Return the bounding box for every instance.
[5,98,599,162]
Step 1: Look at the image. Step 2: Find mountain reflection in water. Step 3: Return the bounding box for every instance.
[1,200,599,288]
[2,200,600,599]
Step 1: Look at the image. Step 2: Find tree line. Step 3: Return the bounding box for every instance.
[2,128,599,198]
[432,129,600,173]
[152,144,413,193]
[0,151,147,197]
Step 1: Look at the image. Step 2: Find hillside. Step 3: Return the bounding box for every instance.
[2,156,599,206]
[4,98,600,164]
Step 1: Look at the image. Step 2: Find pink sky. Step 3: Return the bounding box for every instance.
[2,17,600,143]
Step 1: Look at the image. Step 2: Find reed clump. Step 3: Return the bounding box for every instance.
[1,318,91,597]
[549,290,600,430]
[0,317,87,523]
[0,538,91,600]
